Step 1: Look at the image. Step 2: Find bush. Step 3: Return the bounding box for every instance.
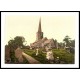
[23,49,74,64]
[23,49,50,64]
[52,49,74,64]
[10,52,16,63]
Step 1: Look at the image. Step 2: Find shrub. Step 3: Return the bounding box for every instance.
[52,49,74,64]
[23,49,74,64]
[23,49,50,64]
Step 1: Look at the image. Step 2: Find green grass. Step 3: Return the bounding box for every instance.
[52,49,74,64]
[9,49,74,64]
[23,49,50,64]
[23,49,74,64]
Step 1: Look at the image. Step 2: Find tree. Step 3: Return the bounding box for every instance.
[14,36,25,47]
[8,36,25,51]
[58,42,65,49]
[70,40,75,47]
[8,39,15,52]
[63,35,71,47]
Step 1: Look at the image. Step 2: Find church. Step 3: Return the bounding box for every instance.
[30,18,58,49]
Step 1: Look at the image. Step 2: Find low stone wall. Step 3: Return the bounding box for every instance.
[15,48,23,63]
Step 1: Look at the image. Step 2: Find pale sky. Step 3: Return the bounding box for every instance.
[4,13,77,45]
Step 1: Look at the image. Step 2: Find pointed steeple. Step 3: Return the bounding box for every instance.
[36,18,43,41]
[38,18,42,32]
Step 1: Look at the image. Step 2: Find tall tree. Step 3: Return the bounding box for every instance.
[8,36,25,51]
[14,36,25,47]
[63,35,71,47]
[58,42,65,48]
[70,40,75,47]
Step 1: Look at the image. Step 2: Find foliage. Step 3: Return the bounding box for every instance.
[14,36,25,47]
[10,51,29,64]
[58,42,65,48]
[10,51,16,63]
[23,49,50,64]
[69,40,75,47]
[23,49,74,64]
[62,36,75,54]
[8,36,25,51]
[52,49,74,64]
[63,35,71,47]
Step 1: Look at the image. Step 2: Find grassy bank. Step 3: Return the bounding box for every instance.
[23,49,50,64]
[23,49,74,64]
[52,49,74,64]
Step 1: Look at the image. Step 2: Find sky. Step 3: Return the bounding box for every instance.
[4,12,77,45]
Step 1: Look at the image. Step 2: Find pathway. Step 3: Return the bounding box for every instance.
[22,52,41,64]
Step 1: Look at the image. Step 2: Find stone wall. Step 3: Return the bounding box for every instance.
[15,48,23,63]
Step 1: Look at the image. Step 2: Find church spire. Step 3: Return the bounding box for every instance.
[36,18,43,41]
[38,18,42,32]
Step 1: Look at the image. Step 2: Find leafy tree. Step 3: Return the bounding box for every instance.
[58,42,65,49]
[14,36,25,47]
[8,39,15,52]
[63,35,71,47]
[70,40,75,47]
[8,36,25,51]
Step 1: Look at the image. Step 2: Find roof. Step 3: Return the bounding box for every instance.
[30,38,55,48]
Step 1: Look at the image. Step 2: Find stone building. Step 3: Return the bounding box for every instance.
[30,18,58,49]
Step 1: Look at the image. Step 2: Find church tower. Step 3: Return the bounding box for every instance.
[36,18,43,41]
